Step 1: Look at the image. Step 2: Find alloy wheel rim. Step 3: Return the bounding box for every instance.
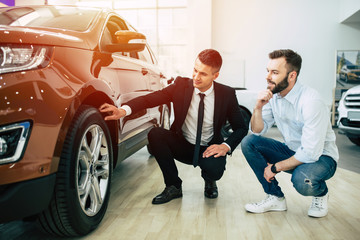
[76,124,110,216]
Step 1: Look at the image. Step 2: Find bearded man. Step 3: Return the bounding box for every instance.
[241,49,338,218]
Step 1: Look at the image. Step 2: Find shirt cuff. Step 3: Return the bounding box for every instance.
[294,147,317,163]
[249,123,267,136]
[222,142,231,154]
[120,105,132,116]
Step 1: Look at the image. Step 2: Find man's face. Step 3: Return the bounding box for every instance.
[192,58,219,92]
[266,57,291,94]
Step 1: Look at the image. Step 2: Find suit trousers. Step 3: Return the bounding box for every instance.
[148,127,226,188]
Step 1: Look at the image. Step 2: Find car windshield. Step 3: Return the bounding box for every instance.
[348,65,360,70]
[0,6,101,31]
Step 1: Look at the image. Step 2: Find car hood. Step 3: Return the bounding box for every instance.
[0,25,95,49]
[347,85,360,95]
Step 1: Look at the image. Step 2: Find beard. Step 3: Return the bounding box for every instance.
[268,74,289,94]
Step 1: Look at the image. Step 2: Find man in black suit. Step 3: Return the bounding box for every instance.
[100,49,248,204]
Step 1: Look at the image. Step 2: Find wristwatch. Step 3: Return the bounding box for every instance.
[271,163,280,174]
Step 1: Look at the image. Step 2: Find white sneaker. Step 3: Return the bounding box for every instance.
[245,194,287,213]
[308,192,329,218]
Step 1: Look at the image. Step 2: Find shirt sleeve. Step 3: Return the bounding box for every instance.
[249,102,275,136]
[293,99,329,163]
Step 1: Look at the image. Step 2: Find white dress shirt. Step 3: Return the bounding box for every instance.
[250,82,339,163]
[181,85,215,145]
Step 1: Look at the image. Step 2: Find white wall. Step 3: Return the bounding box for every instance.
[340,0,360,22]
[211,0,360,105]
[185,0,213,76]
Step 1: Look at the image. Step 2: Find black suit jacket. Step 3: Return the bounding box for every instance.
[125,77,248,153]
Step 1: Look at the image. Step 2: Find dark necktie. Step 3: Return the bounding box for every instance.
[193,93,205,167]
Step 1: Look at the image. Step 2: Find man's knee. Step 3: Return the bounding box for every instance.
[203,168,225,181]
[291,172,324,196]
[241,134,258,154]
[211,167,225,180]
[148,127,167,143]
[200,156,226,181]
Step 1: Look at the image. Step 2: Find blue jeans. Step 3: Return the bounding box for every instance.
[241,134,337,198]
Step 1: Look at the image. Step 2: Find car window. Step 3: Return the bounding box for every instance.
[137,46,154,64]
[0,6,100,31]
[100,16,128,53]
[124,24,155,63]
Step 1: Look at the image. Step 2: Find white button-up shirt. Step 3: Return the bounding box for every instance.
[250,82,339,163]
[182,84,215,145]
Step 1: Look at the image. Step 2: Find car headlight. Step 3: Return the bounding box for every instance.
[0,44,53,74]
[0,121,31,164]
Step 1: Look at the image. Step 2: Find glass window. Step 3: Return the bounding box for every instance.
[114,2,188,77]
[114,0,157,9]
[158,0,187,8]
[138,45,154,64]
[158,45,187,76]
[100,16,128,50]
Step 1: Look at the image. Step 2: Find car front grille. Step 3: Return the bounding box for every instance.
[340,118,360,128]
[345,94,360,109]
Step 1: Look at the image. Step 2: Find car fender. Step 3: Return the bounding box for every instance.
[52,79,119,170]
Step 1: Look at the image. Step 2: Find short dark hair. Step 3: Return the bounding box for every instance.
[269,49,302,77]
[198,49,222,73]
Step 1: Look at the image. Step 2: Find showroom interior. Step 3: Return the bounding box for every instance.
[1,0,360,239]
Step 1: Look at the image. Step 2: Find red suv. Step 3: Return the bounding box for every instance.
[0,5,170,237]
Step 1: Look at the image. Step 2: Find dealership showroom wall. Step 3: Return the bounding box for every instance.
[2,0,360,239]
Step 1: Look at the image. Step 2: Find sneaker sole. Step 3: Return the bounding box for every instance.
[308,211,328,218]
[245,206,287,213]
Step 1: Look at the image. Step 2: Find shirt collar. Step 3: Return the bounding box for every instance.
[282,81,302,104]
[194,83,214,96]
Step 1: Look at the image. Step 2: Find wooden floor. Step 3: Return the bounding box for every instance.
[1,148,360,240]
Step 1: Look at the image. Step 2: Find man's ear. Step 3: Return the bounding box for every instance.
[289,71,297,82]
[213,71,220,80]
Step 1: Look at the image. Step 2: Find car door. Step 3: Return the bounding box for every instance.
[99,16,162,144]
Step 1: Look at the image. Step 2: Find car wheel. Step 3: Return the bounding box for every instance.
[221,106,251,139]
[37,105,113,237]
[348,137,360,146]
[339,73,343,80]
[147,105,170,155]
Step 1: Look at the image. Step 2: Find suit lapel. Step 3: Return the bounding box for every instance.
[180,79,194,125]
[213,82,222,129]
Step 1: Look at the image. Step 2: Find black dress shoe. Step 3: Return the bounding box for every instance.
[204,180,218,199]
[152,185,182,204]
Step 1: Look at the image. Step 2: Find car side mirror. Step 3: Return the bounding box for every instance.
[105,30,146,53]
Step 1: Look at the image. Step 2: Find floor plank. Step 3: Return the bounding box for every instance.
[1,147,359,240]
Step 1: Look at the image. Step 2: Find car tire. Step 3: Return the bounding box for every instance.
[348,137,360,146]
[37,105,113,237]
[221,106,251,139]
[147,105,170,155]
